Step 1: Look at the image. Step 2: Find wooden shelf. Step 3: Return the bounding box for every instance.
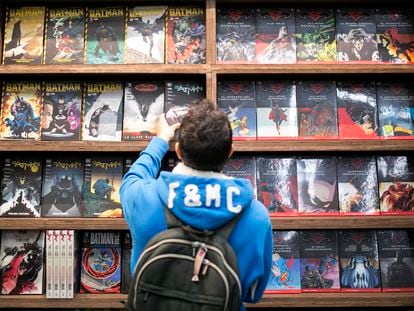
[0,218,128,230]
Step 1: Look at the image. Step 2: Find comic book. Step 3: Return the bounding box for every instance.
[297,157,339,215]
[44,7,85,64]
[45,230,54,298]
[0,81,43,140]
[222,155,257,198]
[121,231,132,294]
[161,153,180,172]
[41,157,83,217]
[85,7,125,64]
[336,81,379,139]
[216,8,256,64]
[336,9,378,63]
[337,156,380,215]
[256,156,298,216]
[266,230,301,293]
[80,231,122,294]
[375,9,414,64]
[299,230,340,292]
[377,230,414,291]
[376,82,414,139]
[256,80,297,140]
[255,8,296,64]
[41,82,83,141]
[296,80,338,139]
[377,155,414,215]
[123,81,164,140]
[216,80,256,140]
[126,6,166,64]
[66,229,78,298]
[2,6,45,65]
[82,156,123,218]
[52,229,60,298]
[82,82,124,141]
[295,9,336,62]
[0,230,45,294]
[166,7,206,64]
[338,230,381,292]
[0,157,42,217]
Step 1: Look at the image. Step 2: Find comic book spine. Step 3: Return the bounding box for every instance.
[45,229,54,298]
[53,230,60,298]
[60,230,67,298]
[66,230,75,299]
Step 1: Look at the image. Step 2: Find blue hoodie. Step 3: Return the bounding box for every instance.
[120,137,273,310]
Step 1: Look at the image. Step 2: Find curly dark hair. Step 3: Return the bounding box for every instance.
[178,99,232,172]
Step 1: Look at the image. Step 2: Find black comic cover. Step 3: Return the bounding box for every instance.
[2,6,45,65]
[376,82,414,139]
[256,157,298,216]
[166,7,206,64]
[0,157,42,217]
[256,80,297,140]
[337,156,380,215]
[295,9,336,62]
[161,153,180,172]
[85,7,125,64]
[377,230,414,291]
[222,155,257,198]
[297,157,339,215]
[126,6,167,64]
[41,157,83,217]
[266,231,301,293]
[41,82,83,141]
[44,7,85,64]
[121,231,132,294]
[82,82,124,141]
[80,231,121,293]
[82,156,123,218]
[0,230,45,294]
[377,155,414,215]
[338,230,381,292]
[299,230,340,292]
[336,9,379,62]
[123,81,164,140]
[216,8,256,64]
[375,9,414,64]
[296,80,338,139]
[216,80,256,140]
[255,8,296,64]
[336,81,379,139]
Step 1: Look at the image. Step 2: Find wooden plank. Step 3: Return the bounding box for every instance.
[205,0,216,65]
[0,218,128,230]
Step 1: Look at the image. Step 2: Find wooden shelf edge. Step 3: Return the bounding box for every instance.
[0,218,128,230]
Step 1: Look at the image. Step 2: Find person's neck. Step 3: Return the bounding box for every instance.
[172,162,230,179]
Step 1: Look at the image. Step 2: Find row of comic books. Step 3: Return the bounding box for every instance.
[217,7,414,64]
[1,6,205,65]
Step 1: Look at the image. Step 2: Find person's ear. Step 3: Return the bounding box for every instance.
[228,144,234,159]
[175,142,183,160]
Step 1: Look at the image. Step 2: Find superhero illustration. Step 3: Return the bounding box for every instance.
[222,155,257,196]
[341,255,380,289]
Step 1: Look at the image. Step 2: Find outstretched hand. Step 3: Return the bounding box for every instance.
[156,113,181,143]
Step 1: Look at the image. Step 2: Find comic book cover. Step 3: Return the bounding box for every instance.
[299,230,340,292]
[297,157,339,215]
[66,229,79,298]
[255,8,296,64]
[82,82,124,141]
[337,156,380,215]
[85,7,125,64]
[0,230,45,294]
[82,156,123,218]
[295,9,336,62]
[121,231,132,294]
[166,7,206,64]
[375,9,414,64]
[41,157,83,217]
[161,153,180,172]
[123,81,164,140]
[336,9,379,63]
[377,230,414,291]
[216,8,256,64]
[0,81,43,140]
[222,155,257,198]
[41,82,83,141]
[377,155,414,215]
[256,156,298,216]
[126,6,166,64]
[336,81,379,139]
[0,157,42,217]
[217,80,256,140]
[44,7,85,64]
[376,82,414,139]
[80,231,121,293]
[256,80,297,140]
[266,230,301,293]
[2,6,45,65]
[338,230,381,292]
[296,80,338,139]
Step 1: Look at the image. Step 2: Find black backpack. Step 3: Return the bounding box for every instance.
[125,207,242,311]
